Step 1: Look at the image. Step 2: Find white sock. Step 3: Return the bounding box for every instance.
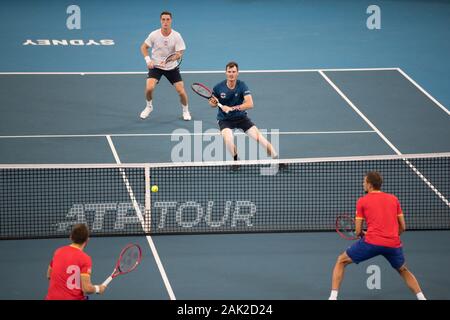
[146,100,152,108]
[416,292,426,300]
[328,290,338,300]
[182,104,189,111]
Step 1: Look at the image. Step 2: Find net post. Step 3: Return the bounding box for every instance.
[144,165,151,234]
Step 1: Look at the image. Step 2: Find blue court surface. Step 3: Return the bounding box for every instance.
[0,0,449,301]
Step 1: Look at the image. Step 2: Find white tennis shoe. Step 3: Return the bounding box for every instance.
[140,105,153,119]
[182,109,192,121]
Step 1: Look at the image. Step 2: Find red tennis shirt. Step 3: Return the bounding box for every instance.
[356,192,403,248]
[45,245,92,300]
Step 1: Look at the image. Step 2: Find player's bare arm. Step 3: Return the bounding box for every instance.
[141,42,153,68]
[81,274,105,295]
[355,218,364,237]
[398,214,406,235]
[232,94,254,111]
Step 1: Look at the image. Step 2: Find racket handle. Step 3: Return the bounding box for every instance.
[102,276,113,287]
[217,103,229,114]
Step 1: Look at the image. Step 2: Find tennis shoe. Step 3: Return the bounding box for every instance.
[140,105,153,119]
[279,162,288,170]
[231,157,241,171]
[231,164,241,171]
[182,109,192,121]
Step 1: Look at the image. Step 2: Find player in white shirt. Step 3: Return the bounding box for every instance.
[140,11,191,121]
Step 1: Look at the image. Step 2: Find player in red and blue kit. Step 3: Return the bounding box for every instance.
[46,224,106,300]
[329,171,426,300]
[208,62,280,163]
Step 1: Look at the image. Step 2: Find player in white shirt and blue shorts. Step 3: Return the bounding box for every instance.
[140,11,191,121]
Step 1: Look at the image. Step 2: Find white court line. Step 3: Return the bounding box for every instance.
[319,70,450,208]
[396,68,450,116]
[0,130,376,139]
[106,135,176,300]
[0,67,398,75]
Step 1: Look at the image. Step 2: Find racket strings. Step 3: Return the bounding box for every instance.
[166,53,181,63]
[119,246,140,273]
[192,84,211,98]
[338,217,355,236]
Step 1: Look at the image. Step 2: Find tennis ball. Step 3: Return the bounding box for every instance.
[151,185,159,193]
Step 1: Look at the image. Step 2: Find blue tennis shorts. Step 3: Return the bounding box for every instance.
[346,238,405,269]
[218,117,255,132]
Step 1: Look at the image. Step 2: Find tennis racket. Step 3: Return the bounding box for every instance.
[336,214,359,240]
[154,52,182,69]
[191,82,229,113]
[102,244,142,287]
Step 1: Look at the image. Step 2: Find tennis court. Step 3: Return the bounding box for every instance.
[0,0,449,300]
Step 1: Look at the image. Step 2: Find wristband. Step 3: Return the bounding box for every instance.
[144,56,151,64]
[94,285,100,294]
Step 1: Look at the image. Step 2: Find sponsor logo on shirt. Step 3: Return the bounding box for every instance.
[220,93,226,99]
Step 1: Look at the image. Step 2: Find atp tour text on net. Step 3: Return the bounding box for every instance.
[57,201,257,232]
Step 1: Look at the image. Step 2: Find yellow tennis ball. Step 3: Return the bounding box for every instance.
[151,185,159,193]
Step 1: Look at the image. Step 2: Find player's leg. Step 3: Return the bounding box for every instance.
[329,238,378,300]
[146,78,158,101]
[165,68,190,120]
[221,128,237,160]
[329,252,353,299]
[385,247,426,300]
[397,265,425,299]
[173,81,191,121]
[140,70,161,119]
[173,81,188,107]
[246,125,278,158]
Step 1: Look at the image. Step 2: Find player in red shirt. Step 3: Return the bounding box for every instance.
[329,171,426,300]
[46,224,106,300]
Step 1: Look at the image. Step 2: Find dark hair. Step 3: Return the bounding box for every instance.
[160,11,172,18]
[70,223,89,244]
[365,171,383,190]
[226,61,239,71]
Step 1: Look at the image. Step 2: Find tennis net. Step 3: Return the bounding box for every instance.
[1,153,449,239]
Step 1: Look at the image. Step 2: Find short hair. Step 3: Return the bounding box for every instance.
[70,223,89,244]
[226,61,239,71]
[365,171,383,190]
[160,11,172,18]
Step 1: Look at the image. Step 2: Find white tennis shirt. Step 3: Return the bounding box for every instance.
[145,29,186,70]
